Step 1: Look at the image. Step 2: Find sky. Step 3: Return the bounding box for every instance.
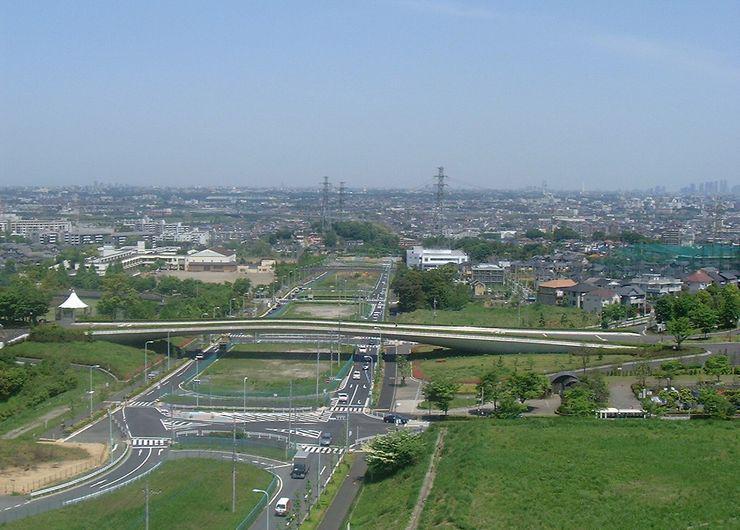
[1,0,739,190]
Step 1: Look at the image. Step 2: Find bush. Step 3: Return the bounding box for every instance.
[365,430,426,477]
[29,324,90,343]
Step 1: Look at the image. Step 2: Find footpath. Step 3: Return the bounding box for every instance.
[317,454,368,530]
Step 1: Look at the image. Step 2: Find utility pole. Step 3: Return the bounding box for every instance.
[286,379,293,460]
[320,176,330,232]
[108,408,114,463]
[144,481,150,530]
[316,340,320,405]
[232,419,237,513]
[434,166,446,235]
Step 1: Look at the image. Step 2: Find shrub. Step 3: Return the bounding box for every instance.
[365,430,426,477]
[29,324,90,343]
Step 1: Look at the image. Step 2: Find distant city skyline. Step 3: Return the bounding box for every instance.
[1,1,739,189]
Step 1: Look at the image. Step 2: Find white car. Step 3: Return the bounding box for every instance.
[337,392,349,403]
[275,497,291,516]
[352,371,361,380]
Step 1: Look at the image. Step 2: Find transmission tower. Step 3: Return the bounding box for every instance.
[434,166,446,235]
[320,176,330,231]
[338,181,346,221]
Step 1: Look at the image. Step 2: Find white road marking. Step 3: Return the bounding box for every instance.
[101,449,152,488]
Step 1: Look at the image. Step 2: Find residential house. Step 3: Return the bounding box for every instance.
[683,270,713,294]
[630,274,682,297]
[582,288,621,314]
[616,285,646,313]
[536,279,577,305]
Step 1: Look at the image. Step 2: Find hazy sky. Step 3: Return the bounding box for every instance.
[1,1,739,190]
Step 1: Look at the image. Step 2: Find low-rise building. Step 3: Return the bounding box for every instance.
[185,248,237,272]
[406,246,469,270]
[536,279,577,305]
[470,263,505,286]
[630,274,683,297]
[582,288,621,314]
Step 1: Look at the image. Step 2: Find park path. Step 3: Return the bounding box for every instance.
[406,428,446,530]
[317,454,368,530]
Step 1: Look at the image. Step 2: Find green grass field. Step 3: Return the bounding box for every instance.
[195,354,347,396]
[0,440,87,470]
[4,458,272,530]
[7,341,162,381]
[307,270,380,296]
[396,302,599,329]
[349,430,436,529]
[412,348,635,385]
[351,420,739,530]
[281,301,371,320]
[230,342,354,353]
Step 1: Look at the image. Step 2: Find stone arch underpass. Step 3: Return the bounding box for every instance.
[76,319,642,355]
[549,371,581,393]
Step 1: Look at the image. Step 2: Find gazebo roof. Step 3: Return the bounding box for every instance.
[58,290,89,310]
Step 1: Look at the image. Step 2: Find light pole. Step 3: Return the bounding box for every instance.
[252,489,270,530]
[316,340,321,404]
[229,298,236,317]
[88,364,99,417]
[243,376,249,413]
[144,340,155,386]
[213,306,220,319]
[166,330,171,372]
[108,407,114,463]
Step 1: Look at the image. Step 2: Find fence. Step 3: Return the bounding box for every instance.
[173,432,294,461]
[235,474,279,530]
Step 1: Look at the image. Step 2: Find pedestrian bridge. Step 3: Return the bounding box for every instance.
[76,318,643,354]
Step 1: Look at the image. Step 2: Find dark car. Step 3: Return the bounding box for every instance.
[383,414,408,424]
[320,431,332,446]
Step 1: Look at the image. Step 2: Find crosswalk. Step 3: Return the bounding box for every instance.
[132,438,169,447]
[127,400,157,407]
[299,444,343,454]
[160,419,207,431]
[330,405,365,413]
[266,428,321,439]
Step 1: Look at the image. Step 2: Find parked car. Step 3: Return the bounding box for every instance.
[383,414,408,424]
[275,497,291,516]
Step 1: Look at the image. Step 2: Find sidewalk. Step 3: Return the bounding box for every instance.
[392,376,423,415]
[317,453,367,530]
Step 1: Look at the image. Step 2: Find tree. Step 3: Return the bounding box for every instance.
[689,305,718,337]
[396,356,411,386]
[552,227,580,241]
[653,296,674,324]
[698,388,734,419]
[666,317,694,349]
[476,368,502,409]
[364,430,425,477]
[703,355,731,382]
[525,228,547,239]
[492,392,527,418]
[634,361,651,389]
[507,371,549,403]
[422,377,460,415]
[718,285,740,329]
[557,386,598,416]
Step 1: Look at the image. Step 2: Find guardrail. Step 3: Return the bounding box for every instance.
[235,474,278,530]
[30,444,130,498]
[62,461,162,507]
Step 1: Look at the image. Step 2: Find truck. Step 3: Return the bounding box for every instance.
[291,450,311,479]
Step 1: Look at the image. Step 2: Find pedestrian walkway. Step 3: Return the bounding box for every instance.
[330,405,365,413]
[317,453,367,530]
[126,400,157,407]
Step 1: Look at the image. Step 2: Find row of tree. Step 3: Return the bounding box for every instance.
[655,284,739,332]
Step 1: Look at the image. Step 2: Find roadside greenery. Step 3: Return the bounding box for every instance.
[655,284,739,331]
[421,377,460,415]
[557,376,609,416]
[392,264,469,312]
[365,430,426,477]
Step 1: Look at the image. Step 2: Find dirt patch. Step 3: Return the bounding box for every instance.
[1,406,70,440]
[0,442,107,495]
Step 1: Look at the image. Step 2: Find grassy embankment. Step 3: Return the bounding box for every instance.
[4,458,272,530]
[303,270,380,299]
[396,302,599,329]
[0,440,87,471]
[350,419,739,529]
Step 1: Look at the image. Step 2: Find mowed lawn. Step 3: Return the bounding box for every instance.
[197,354,340,396]
[414,420,739,529]
[413,350,635,385]
[5,458,272,530]
[309,270,380,295]
[7,341,161,381]
[396,302,599,328]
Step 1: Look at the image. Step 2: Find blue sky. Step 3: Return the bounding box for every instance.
[1,0,739,189]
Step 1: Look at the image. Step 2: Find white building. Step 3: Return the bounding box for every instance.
[630,274,683,297]
[0,215,72,237]
[88,242,186,274]
[406,246,469,270]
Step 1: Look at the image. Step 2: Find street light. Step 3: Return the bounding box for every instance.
[213,306,220,319]
[166,330,171,372]
[144,340,155,386]
[89,364,99,417]
[229,298,236,317]
[243,376,249,413]
[252,489,270,530]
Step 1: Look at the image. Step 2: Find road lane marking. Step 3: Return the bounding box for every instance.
[102,449,152,488]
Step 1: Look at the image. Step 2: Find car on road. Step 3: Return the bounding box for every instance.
[352,370,361,380]
[320,431,332,446]
[275,497,291,516]
[383,413,409,424]
[337,392,348,403]
[362,363,370,370]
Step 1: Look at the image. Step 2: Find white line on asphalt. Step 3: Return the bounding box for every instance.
[89,478,108,488]
[103,449,152,488]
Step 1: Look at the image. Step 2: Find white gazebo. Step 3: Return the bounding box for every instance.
[57,290,89,323]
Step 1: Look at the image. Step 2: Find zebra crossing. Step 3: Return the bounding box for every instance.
[299,444,343,454]
[132,438,169,447]
[126,400,157,408]
[330,405,365,413]
[266,427,321,439]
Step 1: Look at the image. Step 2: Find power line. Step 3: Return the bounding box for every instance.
[434,166,446,235]
[320,176,330,231]
[338,181,346,221]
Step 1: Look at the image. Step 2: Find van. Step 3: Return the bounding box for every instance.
[275,497,291,516]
